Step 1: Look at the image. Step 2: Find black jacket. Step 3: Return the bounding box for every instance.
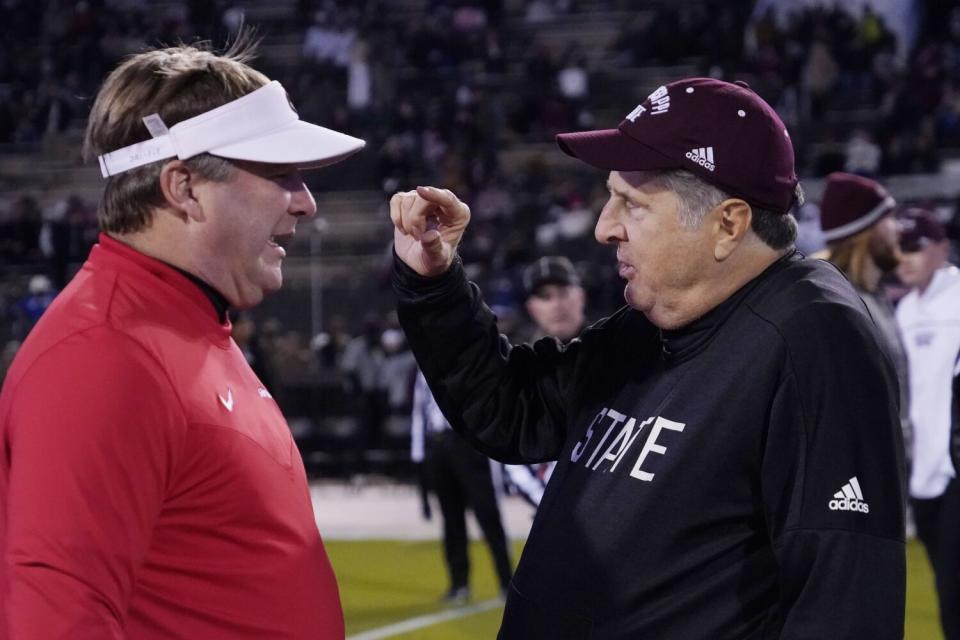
[395,251,906,639]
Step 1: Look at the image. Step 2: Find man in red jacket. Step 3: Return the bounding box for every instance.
[0,36,364,639]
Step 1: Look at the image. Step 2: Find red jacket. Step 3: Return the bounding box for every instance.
[1,235,344,639]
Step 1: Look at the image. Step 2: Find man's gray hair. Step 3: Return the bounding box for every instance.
[647,170,730,228]
[645,169,798,250]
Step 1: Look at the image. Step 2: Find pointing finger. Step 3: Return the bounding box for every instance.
[415,186,470,226]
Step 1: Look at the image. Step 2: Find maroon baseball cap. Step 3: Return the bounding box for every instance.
[555,77,800,214]
[819,172,896,242]
[899,207,946,252]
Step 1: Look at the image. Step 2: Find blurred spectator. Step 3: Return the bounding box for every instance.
[313,314,352,369]
[452,2,487,33]
[273,329,316,381]
[557,47,588,102]
[378,327,416,448]
[347,38,372,111]
[525,0,557,24]
[844,129,882,176]
[557,45,590,130]
[303,10,355,68]
[13,275,57,341]
[341,313,386,470]
[520,255,586,343]
[535,192,593,252]
[472,171,515,222]
[38,197,74,288]
[802,33,838,120]
[896,208,960,640]
[2,196,43,264]
[222,4,245,35]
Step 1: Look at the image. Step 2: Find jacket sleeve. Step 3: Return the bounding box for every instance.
[761,304,906,639]
[4,328,187,639]
[394,254,587,464]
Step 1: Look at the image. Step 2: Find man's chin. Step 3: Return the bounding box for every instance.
[897,274,918,288]
[262,260,284,282]
[264,275,283,294]
[254,269,283,299]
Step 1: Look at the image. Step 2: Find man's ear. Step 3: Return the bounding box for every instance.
[158,160,205,222]
[713,198,752,261]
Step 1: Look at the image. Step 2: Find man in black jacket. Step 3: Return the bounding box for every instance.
[390,78,905,638]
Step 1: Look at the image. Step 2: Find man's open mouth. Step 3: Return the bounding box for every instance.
[269,232,294,248]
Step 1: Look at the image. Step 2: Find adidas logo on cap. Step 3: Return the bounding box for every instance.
[828,476,870,514]
[685,146,715,172]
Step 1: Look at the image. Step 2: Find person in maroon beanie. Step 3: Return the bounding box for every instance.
[0,36,364,639]
[390,77,905,638]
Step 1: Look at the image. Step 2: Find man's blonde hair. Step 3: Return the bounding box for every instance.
[823,228,874,290]
[84,34,268,233]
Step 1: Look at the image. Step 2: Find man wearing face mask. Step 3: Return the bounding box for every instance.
[816,172,912,481]
[389,78,905,638]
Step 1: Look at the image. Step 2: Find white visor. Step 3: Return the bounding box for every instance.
[97,80,366,178]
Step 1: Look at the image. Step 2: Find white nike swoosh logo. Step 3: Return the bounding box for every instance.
[218,389,234,412]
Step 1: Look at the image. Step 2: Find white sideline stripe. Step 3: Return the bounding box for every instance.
[347,598,504,640]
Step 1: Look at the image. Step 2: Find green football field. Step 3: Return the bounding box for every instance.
[327,539,942,639]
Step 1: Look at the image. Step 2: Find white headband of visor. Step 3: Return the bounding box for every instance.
[97,81,365,178]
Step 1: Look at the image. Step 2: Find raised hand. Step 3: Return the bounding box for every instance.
[390,186,471,278]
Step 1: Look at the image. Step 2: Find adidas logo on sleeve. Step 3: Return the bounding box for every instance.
[828,476,870,514]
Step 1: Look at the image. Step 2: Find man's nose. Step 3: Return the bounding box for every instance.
[290,176,317,218]
[595,197,623,245]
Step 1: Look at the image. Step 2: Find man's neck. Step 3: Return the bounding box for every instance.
[917,272,938,296]
[107,231,230,322]
[110,230,186,274]
[167,264,231,322]
[652,247,789,330]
